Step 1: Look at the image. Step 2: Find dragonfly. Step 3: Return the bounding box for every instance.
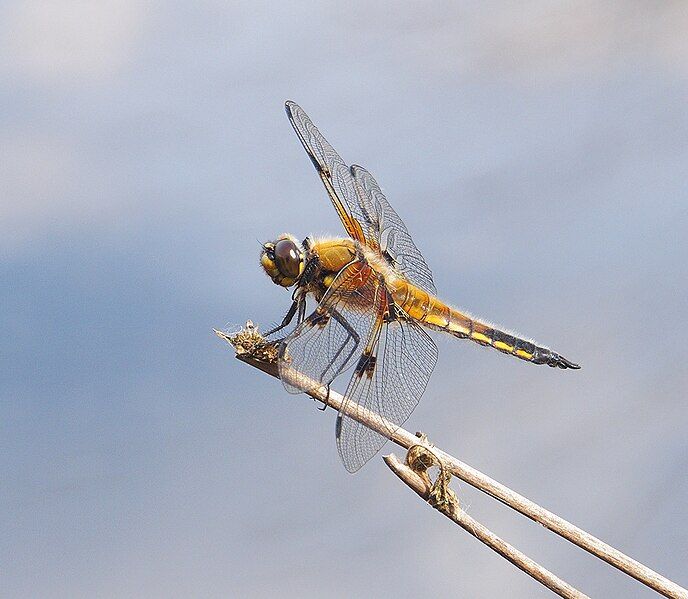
[259,101,580,473]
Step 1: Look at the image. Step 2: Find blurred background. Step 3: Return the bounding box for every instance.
[2,2,687,597]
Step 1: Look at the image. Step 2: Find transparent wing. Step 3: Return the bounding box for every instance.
[285,101,370,245]
[278,260,380,395]
[285,101,436,294]
[351,165,436,295]
[336,311,439,473]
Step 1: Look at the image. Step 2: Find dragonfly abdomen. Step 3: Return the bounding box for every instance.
[392,280,579,369]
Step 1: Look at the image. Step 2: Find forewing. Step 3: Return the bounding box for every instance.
[336,313,439,473]
[351,165,436,294]
[278,261,380,395]
[285,101,373,246]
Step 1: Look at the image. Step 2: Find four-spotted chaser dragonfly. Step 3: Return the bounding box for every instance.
[260,101,579,472]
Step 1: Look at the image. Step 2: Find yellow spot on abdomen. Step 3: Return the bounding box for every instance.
[447,321,470,335]
[494,341,513,352]
[471,332,490,344]
[425,312,449,327]
[516,349,534,360]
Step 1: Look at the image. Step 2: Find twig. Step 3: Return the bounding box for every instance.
[421,439,687,599]
[216,325,688,599]
[384,452,588,599]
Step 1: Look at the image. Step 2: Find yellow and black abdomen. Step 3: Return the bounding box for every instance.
[390,279,579,369]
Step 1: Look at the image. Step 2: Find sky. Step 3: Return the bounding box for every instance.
[1,1,687,597]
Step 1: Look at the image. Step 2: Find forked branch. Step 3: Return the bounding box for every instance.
[384,451,587,599]
[216,324,688,599]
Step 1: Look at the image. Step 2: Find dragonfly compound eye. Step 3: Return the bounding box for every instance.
[274,239,303,279]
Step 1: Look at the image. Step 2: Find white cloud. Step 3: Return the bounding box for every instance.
[0,0,147,82]
[333,1,688,79]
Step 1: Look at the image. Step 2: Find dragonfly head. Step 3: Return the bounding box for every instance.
[260,234,305,288]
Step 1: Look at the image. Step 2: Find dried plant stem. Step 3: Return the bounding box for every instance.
[218,327,688,599]
[425,445,687,599]
[384,453,588,599]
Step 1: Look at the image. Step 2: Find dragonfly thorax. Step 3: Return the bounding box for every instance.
[260,234,305,287]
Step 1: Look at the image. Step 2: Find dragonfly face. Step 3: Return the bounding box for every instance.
[260,234,305,288]
[259,101,580,473]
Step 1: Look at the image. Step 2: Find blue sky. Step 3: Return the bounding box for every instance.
[2,2,687,597]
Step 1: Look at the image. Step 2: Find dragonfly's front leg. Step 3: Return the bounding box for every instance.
[296,294,307,324]
[264,295,303,339]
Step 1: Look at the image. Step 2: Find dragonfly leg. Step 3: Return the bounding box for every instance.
[296,294,307,324]
[264,297,302,338]
[316,309,360,382]
[316,384,329,411]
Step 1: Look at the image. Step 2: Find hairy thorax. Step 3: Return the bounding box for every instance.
[307,236,405,302]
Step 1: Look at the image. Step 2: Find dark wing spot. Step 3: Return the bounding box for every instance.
[355,352,377,378]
